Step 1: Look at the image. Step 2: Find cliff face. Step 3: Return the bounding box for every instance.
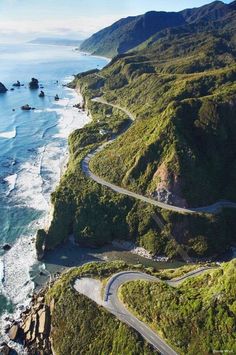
[153,162,187,208]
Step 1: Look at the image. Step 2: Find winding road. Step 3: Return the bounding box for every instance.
[82,97,236,215]
[78,96,230,353]
[75,267,214,355]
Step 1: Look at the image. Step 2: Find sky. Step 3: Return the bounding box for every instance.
[0,0,232,42]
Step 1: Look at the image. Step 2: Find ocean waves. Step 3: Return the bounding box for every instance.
[0,87,91,344]
[0,43,107,346]
[0,128,17,139]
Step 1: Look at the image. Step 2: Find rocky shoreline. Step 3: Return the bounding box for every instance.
[3,284,54,355]
[111,240,170,262]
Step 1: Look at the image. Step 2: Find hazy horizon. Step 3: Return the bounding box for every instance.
[0,0,232,43]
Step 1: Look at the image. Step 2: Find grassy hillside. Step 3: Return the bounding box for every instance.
[85,11,236,207]
[37,3,236,259]
[45,261,213,354]
[181,0,234,24]
[121,259,236,354]
[46,262,154,355]
[37,69,236,260]
[80,1,234,58]
[80,11,185,58]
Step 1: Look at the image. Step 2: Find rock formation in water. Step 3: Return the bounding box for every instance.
[12,80,21,87]
[0,82,8,93]
[29,78,39,89]
[39,90,45,98]
[21,104,32,111]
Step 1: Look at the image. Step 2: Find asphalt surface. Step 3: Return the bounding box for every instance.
[82,149,197,214]
[103,267,213,355]
[82,97,236,215]
[78,98,225,353]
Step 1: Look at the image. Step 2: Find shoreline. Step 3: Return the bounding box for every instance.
[78,49,111,63]
[0,79,92,349]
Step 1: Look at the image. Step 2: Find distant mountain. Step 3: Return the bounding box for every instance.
[30,37,83,46]
[181,0,233,23]
[80,11,186,58]
[80,1,235,58]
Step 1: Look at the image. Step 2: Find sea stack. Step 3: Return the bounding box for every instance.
[29,78,39,89]
[0,82,8,93]
[39,90,45,98]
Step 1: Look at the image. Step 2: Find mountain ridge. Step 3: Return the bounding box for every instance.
[80,11,185,57]
[80,0,235,58]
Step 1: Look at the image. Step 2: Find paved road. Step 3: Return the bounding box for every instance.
[82,97,236,215]
[92,97,136,121]
[82,149,197,214]
[103,267,213,355]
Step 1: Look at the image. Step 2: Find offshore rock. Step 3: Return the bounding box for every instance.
[12,81,21,87]
[2,244,11,251]
[29,78,39,90]
[0,82,7,93]
[21,104,32,111]
[39,91,45,98]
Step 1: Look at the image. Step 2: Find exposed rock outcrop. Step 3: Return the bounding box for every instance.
[152,162,187,208]
[9,291,52,355]
[39,91,45,98]
[2,244,11,251]
[12,81,21,87]
[29,78,39,90]
[8,324,19,341]
[73,103,81,109]
[0,82,8,93]
[21,104,32,111]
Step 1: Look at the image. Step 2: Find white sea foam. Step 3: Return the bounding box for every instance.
[0,86,91,346]
[48,88,90,140]
[0,128,16,139]
[0,260,3,284]
[12,148,49,211]
[4,174,17,195]
[7,90,88,212]
[1,235,36,305]
[0,232,37,353]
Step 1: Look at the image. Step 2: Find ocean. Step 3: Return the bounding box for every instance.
[0,43,108,338]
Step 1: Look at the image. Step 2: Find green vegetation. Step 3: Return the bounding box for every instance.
[80,11,185,57]
[121,259,236,354]
[46,262,153,355]
[89,62,236,207]
[40,2,236,259]
[80,1,235,58]
[156,263,211,280]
